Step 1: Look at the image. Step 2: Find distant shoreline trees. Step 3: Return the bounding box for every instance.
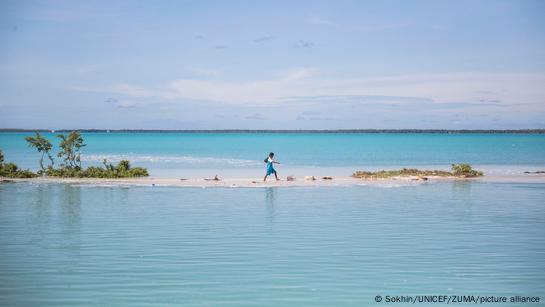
[1,128,545,134]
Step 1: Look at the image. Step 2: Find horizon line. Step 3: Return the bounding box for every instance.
[1,128,545,134]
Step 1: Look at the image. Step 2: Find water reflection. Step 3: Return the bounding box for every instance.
[264,187,277,221]
[451,180,473,204]
[27,184,56,243]
[59,185,82,229]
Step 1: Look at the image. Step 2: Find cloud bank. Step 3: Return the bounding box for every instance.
[81,71,545,110]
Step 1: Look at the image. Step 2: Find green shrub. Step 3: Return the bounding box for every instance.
[127,167,149,177]
[10,169,38,178]
[43,165,82,177]
[82,166,109,178]
[0,150,38,178]
[117,160,130,172]
[43,160,148,178]
[451,163,483,177]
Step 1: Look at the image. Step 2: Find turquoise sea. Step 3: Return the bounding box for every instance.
[1,132,545,177]
[1,133,545,306]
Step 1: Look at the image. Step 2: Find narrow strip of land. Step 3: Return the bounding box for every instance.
[3,173,544,188]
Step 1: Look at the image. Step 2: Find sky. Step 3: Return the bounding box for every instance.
[1,0,545,130]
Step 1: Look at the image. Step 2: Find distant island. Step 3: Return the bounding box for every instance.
[1,129,545,134]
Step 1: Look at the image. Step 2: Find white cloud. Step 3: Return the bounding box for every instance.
[282,68,316,81]
[306,16,338,27]
[116,100,138,108]
[161,68,317,104]
[76,71,545,110]
[192,68,222,78]
[105,97,138,108]
[162,79,287,104]
[74,84,152,98]
[110,84,152,98]
[162,72,545,108]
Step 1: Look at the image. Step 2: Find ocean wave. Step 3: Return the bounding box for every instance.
[81,154,261,167]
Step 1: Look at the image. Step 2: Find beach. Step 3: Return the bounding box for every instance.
[3,170,545,188]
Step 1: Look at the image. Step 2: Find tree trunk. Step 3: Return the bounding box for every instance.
[39,152,45,171]
[47,152,55,167]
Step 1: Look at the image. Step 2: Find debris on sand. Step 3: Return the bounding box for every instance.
[204,175,221,181]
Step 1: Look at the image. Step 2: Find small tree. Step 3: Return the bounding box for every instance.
[57,131,86,168]
[25,132,55,171]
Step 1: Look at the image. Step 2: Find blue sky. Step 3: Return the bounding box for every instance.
[1,0,544,129]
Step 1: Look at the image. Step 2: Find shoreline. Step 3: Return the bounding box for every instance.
[2,129,545,134]
[3,173,545,188]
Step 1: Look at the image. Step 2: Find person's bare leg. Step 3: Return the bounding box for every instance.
[263,175,267,182]
[275,172,279,180]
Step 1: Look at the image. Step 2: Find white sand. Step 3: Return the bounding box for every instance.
[2,173,544,188]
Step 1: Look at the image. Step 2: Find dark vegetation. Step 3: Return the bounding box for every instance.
[450,163,484,177]
[0,150,37,178]
[44,159,148,178]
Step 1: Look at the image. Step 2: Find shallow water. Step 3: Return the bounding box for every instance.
[1,133,545,177]
[1,182,544,306]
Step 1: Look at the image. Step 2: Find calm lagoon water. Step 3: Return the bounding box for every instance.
[1,133,544,305]
[1,182,544,306]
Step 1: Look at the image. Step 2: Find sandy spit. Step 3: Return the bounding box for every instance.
[2,173,544,188]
